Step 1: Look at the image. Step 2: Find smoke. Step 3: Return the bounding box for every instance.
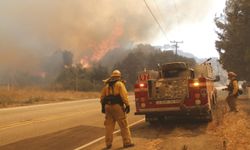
[0,0,215,76]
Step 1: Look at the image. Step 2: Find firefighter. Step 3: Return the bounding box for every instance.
[225,71,239,112]
[100,70,134,149]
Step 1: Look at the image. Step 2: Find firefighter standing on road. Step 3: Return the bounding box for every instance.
[225,72,239,112]
[100,70,134,149]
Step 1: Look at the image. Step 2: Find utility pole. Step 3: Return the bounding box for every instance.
[71,64,78,92]
[170,40,183,56]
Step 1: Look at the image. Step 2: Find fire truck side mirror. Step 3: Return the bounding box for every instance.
[213,75,220,82]
[190,70,195,79]
[157,64,161,71]
[157,64,162,78]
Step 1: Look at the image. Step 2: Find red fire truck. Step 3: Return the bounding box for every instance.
[134,61,219,122]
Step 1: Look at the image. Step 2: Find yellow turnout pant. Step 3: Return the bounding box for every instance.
[226,95,237,111]
[104,104,132,146]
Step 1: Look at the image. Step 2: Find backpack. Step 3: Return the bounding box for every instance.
[238,89,243,95]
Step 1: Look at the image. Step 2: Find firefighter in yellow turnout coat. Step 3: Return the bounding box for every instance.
[100,70,134,149]
[225,72,239,112]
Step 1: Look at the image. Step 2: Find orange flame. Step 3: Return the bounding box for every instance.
[80,57,90,68]
[91,23,123,62]
[80,23,124,68]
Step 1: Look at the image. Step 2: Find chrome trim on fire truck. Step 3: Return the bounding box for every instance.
[155,100,181,104]
[183,104,209,109]
[138,107,180,112]
[134,88,148,92]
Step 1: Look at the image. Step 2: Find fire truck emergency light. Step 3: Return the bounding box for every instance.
[139,83,145,88]
[193,81,200,87]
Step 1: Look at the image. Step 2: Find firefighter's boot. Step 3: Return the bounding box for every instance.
[226,96,237,112]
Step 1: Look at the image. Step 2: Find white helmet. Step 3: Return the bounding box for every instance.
[228,71,237,77]
[111,70,121,77]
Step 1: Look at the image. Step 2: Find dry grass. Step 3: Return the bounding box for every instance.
[0,86,100,108]
[211,98,250,150]
[218,111,250,150]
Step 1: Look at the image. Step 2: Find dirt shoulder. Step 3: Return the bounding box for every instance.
[214,97,250,150]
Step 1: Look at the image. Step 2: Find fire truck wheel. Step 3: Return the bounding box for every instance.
[206,110,213,122]
[145,115,163,124]
[145,115,154,124]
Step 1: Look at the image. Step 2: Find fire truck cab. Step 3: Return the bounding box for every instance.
[134,62,218,122]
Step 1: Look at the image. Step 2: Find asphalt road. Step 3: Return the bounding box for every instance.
[0,96,143,150]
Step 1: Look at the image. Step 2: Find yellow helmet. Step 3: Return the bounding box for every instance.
[228,71,237,77]
[111,70,121,77]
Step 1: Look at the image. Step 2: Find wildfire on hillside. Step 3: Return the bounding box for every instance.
[80,57,90,68]
[80,23,124,68]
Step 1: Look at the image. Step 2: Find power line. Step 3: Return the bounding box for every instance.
[143,0,169,41]
[172,0,181,28]
[153,0,169,32]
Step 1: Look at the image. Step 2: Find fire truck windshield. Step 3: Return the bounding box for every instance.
[163,69,186,78]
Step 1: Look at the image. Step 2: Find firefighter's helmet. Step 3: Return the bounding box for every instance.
[228,71,237,77]
[111,70,121,77]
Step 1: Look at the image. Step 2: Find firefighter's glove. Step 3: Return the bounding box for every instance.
[101,103,105,114]
[125,105,130,114]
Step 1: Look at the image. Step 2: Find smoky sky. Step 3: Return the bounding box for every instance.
[0,0,215,73]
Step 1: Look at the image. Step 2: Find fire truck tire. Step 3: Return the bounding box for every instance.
[145,115,154,123]
[206,110,213,122]
[146,119,157,124]
[145,115,163,124]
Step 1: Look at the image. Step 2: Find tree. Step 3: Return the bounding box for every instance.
[113,51,147,89]
[90,64,109,87]
[55,66,76,90]
[215,0,250,81]
[62,50,73,67]
[55,64,93,91]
